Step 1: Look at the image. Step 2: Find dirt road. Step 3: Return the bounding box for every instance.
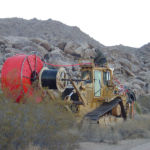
[79,139,150,150]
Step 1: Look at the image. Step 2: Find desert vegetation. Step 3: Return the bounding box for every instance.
[0,90,150,150]
[0,92,79,150]
[137,95,150,114]
[80,114,150,144]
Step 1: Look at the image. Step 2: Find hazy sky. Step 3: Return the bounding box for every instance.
[0,0,150,47]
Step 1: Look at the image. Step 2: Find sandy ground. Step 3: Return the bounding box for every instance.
[79,139,150,150]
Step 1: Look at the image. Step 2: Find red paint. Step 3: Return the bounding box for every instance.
[1,54,43,102]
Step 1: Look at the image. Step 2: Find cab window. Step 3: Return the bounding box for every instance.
[103,71,110,85]
[81,70,92,83]
[94,70,101,97]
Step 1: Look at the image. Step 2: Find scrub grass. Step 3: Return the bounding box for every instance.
[79,115,150,144]
[0,86,150,149]
[0,92,79,150]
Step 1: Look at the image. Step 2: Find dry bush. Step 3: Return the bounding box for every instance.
[1,87,149,149]
[137,95,150,114]
[79,115,150,144]
[0,92,79,150]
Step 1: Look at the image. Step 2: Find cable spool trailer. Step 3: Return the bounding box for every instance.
[1,54,68,102]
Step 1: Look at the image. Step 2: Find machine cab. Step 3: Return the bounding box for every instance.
[80,59,114,101]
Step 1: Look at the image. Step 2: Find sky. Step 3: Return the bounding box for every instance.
[0,0,150,48]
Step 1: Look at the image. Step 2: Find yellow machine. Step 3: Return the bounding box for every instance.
[60,59,136,125]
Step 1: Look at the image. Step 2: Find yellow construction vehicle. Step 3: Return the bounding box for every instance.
[61,59,136,125]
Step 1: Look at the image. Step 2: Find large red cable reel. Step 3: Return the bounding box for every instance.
[1,54,44,102]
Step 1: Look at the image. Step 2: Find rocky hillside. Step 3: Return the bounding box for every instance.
[101,44,150,96]
[0,18,149,97]
[0,18,103,48]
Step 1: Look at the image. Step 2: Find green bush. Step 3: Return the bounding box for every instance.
[0,93,78,150]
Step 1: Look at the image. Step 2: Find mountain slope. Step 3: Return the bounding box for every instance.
[0,18,103,48]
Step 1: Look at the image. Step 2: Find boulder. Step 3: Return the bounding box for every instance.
[57,42,67,50]
[64,41,79,54]
[144,83,150,94]
[132,79,145,87]
[80,43,90,50]
[31,38,52,51]
[5,36,32,50]
[82,48,96,58]
[119,58,132,70]
[48,48,74,67]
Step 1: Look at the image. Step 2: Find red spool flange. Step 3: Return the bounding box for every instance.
[1,54,44,102]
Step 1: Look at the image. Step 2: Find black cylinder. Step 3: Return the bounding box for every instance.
[41,69,58,89]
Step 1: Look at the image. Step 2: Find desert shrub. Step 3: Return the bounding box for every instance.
[0,92,79,150]
[114,115,150,140]
[137,95,150,114]
[79,115,150,144]
[1,87,150,149]
[79,119,121,144]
